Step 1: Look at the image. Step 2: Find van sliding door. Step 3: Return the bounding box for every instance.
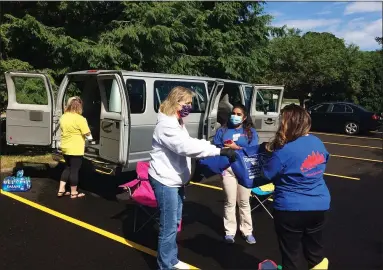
[97,73,130,165]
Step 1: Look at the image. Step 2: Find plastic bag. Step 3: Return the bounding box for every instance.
[230,144,271,188]
[2,170,32,192]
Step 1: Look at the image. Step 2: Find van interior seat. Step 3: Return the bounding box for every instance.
[218,94,233,126]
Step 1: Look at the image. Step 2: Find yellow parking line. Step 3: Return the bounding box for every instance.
[0,190,199,270]
[323,141,382,150]
[190,182,223,190]
[323,173,360,180]
[331,154,383,163]
[310,131,383,141]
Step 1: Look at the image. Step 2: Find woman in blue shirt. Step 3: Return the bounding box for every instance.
[261,104,330,270]
[213,104,259,244]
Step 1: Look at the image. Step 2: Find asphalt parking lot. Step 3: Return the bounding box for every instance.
[1,131,382,270]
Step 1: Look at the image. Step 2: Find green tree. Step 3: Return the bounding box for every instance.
[265,31,362,106]
[0,1,277,111]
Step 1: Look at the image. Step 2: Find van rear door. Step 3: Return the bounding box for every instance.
[96,73,130,165]
[250,85,285,143]
[4,72,55,146]
[203,80,225,140]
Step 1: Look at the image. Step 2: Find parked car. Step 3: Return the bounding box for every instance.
[4,70,284,175]
[308,102,382,135]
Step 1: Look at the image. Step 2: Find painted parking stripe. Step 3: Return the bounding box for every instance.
[323,173,360,180]
[0,190,199,270]
[331,154,383,163]
[190,182,223,190]
[323,141,382,150]
[310,131,383,141]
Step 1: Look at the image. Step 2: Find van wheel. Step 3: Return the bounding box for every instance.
[344,122,359,135]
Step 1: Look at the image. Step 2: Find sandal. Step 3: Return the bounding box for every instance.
[57,191,70,198]
[70,192,85,199]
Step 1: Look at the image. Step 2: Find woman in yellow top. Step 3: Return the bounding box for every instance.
[57,96,92,199]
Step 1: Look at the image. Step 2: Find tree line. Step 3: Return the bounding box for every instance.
[0,1,382,112]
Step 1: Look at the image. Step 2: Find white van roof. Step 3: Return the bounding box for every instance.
[67,70,282,87]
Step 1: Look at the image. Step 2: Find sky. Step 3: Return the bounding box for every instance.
[263,1,383,51]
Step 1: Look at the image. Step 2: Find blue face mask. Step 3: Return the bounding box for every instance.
[230,115,243,125]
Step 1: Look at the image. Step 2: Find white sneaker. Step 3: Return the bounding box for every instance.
[173,261,191,269]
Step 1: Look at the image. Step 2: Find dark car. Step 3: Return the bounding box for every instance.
[308,102,382,135]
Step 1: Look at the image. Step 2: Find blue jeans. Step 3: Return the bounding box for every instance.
[149,175,184,270]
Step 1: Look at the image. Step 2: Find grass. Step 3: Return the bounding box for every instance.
[0,154,56,170]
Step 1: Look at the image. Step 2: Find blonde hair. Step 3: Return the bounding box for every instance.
[65,96,83,114]
[159,86,195,116]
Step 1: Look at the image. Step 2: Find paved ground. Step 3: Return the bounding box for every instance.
[1,131,382,269]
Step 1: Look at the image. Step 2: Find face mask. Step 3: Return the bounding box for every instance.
[230,115,243,125]
[179,104,192,118]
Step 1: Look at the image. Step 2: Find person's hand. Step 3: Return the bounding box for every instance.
[224,141,242,150]
[220,148,237,162]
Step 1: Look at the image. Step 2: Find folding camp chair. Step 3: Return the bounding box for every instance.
[120,184,160,233]
[117,162,160,233]
[251,183,275,219]
[117,161,182,233]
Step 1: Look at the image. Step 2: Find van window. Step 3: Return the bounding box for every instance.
[13,76,48,105]
[126,79,146,114]
[154,80,207,113]
[103,79,122,113]
[256,89,281,113]
[220,83,242,105]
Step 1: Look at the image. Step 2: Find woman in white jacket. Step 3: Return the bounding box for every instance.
[149,86,236,270]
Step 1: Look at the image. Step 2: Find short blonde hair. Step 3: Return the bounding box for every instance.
[65,96,83,114]
[159,86,195,116]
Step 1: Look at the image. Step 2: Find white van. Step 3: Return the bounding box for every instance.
[4,70,284,175]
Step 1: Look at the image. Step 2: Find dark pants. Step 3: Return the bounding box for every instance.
[61,155,83,187]
[273,210,327,270]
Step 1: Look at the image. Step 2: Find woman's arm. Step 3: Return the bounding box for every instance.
[213,128,224,148]
[261,154,282,181]
[78,117,92,138]
[158,126,221,158]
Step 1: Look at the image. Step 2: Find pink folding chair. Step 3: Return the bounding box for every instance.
[118,161,182,233]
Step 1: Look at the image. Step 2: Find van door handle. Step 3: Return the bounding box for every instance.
[264,118,275,125]
[101,121,114,133]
